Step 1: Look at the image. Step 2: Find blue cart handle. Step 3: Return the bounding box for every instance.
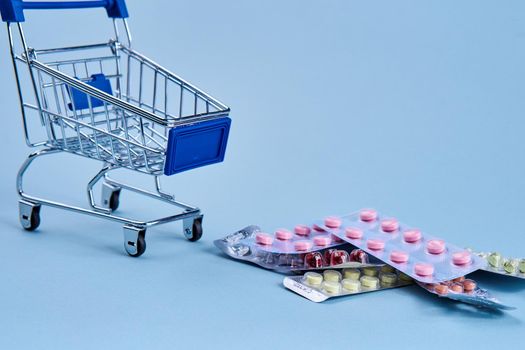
[0,0,128,22]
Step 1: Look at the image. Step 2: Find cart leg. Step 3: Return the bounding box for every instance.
[101,182,121,212]
[183,214,203,242]
[19,200,41,231]
[123,225,146,257]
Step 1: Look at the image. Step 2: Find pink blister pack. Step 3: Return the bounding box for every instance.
[320,209,485,283]
[237,224,343,254]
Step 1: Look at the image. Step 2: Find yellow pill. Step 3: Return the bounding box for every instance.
[380,265,395,273]
[322,281,342,294]
[363,267,378,277]
[323,270,342,282]
[380,272,398,285]
[343,268,361,280]
[488,252,501,268]
[519,259,525,274]
[360,275,379,289]
[342,278,361,293]
[303,272,323,286]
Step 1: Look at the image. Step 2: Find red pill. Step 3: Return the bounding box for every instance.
[304,252,324,268]
[330,250,350,266]
[349,249,369,263]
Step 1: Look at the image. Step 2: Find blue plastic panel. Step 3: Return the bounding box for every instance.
[0,0,128,22]
[164,117,231,176]
[67,73,113,111]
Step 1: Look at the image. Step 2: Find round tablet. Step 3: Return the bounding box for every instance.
[323,270,342,282]
[452,276,465,283]
[294,240,312,251]
[380,272,398,285]
[294,225,311,236]
[312,224,325,232]
[390,250,409,264]
[255,232,273,245]
[403,229,421,243]
[381,218,399,232]
[381,265,395,273]
[275,228,292,240]
[450,283,464,293]
[426,240,445,255]
[324,216,342,228]
[322,281,342,294]
[414,263,434,277]
[463,279,476,292]
[303,272,323,286]
[452,251,472,266]
[434,284,449,295]
[313,235,331,246]
[342,278,361,292]
[360,275,379,289]
[345,227,363,240]
[488,252,501,268]
[363,266,378,277]
[367,239,385,251]
[360,208,377,222]
[343,268,361,280]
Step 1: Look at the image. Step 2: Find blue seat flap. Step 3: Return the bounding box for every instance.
[164,117,231,175]
[67,73,113,110]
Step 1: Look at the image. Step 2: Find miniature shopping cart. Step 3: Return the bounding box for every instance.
[0,0,231,257]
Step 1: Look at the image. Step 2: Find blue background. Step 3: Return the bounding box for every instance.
[1,0,525,348]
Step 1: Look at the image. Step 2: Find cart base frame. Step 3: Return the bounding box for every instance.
[17,147,203,257]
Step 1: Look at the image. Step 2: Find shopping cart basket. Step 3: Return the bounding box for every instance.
[0,0,231,257]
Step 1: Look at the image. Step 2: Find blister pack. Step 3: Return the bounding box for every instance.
[214,225,383,272]
[284,265,414,302]
[417,277,515,310]
[472,251,525,279]
[321,209,484,283]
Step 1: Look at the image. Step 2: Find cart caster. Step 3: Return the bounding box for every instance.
[183,215,203,242]
[123,225,146,257]
[102,182,121,212]
[19,200,41,231]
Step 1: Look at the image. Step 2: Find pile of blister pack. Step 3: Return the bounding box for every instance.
[215,209,522,310]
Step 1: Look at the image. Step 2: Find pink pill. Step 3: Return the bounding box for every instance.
[360,208,377,222]
[367,239,385,251]
[390,250,409,264]
[275,228,292,240]
[381,218,399,232]
[452,251,472,266]
[324,216,342,228]
[313,235,332,246]
[294,225,311,236]
[414,263,434,277]
[345,227,363,239]
[255,233,273,245]
[403,229,421,243]
[427,239,445,254]
[294,240,312,251]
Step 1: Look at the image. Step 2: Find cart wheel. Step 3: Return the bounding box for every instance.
[102,182,121,212]
[108,189,121,212]
[184,216,203,242]
[19,200,41,231]
[123,226,146,257]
